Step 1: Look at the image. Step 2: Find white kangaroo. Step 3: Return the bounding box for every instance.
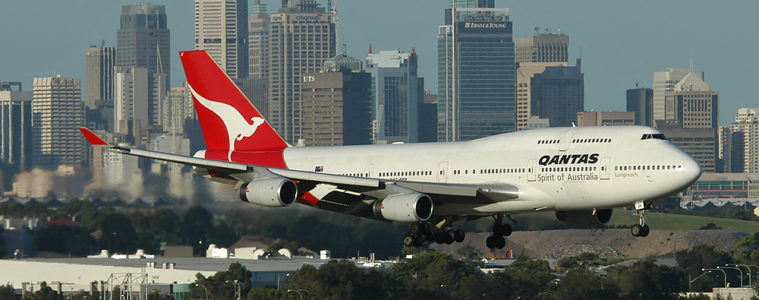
[189,85,265,161]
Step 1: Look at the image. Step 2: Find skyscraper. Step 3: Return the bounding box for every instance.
[301,51,371,146]
[626,87,654,126]
[530,60,584,127]
[117,4,170,128]
[516,62,566,130]
[268,0,336,144]
[652,68,702,123]
[0,82,32,172]
[85,45,117,110]
[249,0,270,79]
[194,0,249,80]
[437,7,516,141]
[114,67,150,139]
[366,49,422,143]
[32,76,84,168]
[576,111,634,127]
[515,33,569,63]
[731,108,759,173]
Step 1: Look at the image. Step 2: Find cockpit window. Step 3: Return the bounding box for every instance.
[641,133,667,140]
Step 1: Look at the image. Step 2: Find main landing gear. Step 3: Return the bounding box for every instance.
[486,214,512,249]
[631,201,651,237]
[403,219,465,248]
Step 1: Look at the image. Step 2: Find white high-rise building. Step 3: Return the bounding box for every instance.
[32,76,84,168]
[114,67,150,138]
[731,108,759,173]
[652,68,702,122]
[194,0,249,80]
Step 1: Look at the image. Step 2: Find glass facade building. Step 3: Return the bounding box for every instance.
[437,8,515,142]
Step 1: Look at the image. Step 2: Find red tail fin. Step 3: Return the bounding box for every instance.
[180,51,288,164]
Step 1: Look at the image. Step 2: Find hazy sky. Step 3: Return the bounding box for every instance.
[1,0,757,125]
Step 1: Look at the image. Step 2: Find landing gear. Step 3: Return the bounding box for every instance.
[403,220,466,247]
[486,215,512,249]
[631,201,651,237]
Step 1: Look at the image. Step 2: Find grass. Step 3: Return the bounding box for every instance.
[608,209,759,232]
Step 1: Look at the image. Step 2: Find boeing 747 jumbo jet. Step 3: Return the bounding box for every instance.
[81,50,702,249]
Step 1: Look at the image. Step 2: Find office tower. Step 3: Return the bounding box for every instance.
[437,7,515,141]
[194,0,249,80]
[626,87,654,126]
[249,0,270,79]
[32,76,84,168]
[85,45,117,110]
[515,33,569,63]
[268,0,336,144]
[731,108,759,173]
[114,67,150,139]
[418,90,438,143]
[366,49,422,143]
[162,85,194,135]
[117,4,170,128]
[301,51,371,146]
[718,126,732,173]
[576,111,634,127]
[0,82,32,172]
[530,60,584,127]
[663,73,718,129]
[652,68,702,123]
[516,62,566,130]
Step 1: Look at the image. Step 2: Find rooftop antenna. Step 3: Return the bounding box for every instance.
[635,80,639,88]
[689,48,694,71]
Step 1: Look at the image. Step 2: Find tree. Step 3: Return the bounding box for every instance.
[503,256,554,299]
[390,252,481,299]
[100,213,138,254]
[605,259,683,300]
[676,245,733,278]
[0,285,15,300]
[284,260,405,300]
[33,224,96,256]
[26,282,58,300]
[180,206,213,256]
[130,208,180,253]
[554,268,618,300]
[195,263,252,300]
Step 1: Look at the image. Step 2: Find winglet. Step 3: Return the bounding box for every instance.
[79,128,109,146]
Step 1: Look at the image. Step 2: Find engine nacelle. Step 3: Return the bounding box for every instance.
[555,209,612,227]
[373,193,433,222]
[239,177,298,207]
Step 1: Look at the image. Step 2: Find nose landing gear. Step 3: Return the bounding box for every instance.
[631,201,651,237]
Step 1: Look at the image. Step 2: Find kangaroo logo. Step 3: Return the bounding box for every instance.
[189,85,264,161]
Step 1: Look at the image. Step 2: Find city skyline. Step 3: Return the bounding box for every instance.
[0,1,757,126]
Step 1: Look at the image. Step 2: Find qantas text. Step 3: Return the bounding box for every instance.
[538,153,599,166]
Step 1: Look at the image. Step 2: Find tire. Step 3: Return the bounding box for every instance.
[640,225,650,237]
[631,224,642,237]
[486,236,496,249]
[495,236,506,249]
[500,224,512,237]
[454,230,465,243]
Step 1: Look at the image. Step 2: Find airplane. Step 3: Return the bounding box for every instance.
[80,50,703,249]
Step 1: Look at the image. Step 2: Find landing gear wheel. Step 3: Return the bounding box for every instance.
[453,229,465,243]
[631,224,642,237]
[640,225,650,237]
[486,235,506,249]
[496,224,512,237]
[486,236,496,249]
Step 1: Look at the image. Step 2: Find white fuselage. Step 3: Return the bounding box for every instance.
[281,126,702,216]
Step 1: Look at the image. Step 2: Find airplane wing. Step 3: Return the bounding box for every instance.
[81,128,519,216]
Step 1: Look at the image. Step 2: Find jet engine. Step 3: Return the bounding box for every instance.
[239,177,298,207]
[555,209,612,227]
[373,193,433,222]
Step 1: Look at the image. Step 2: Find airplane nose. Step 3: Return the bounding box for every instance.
[681,155,702,185]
